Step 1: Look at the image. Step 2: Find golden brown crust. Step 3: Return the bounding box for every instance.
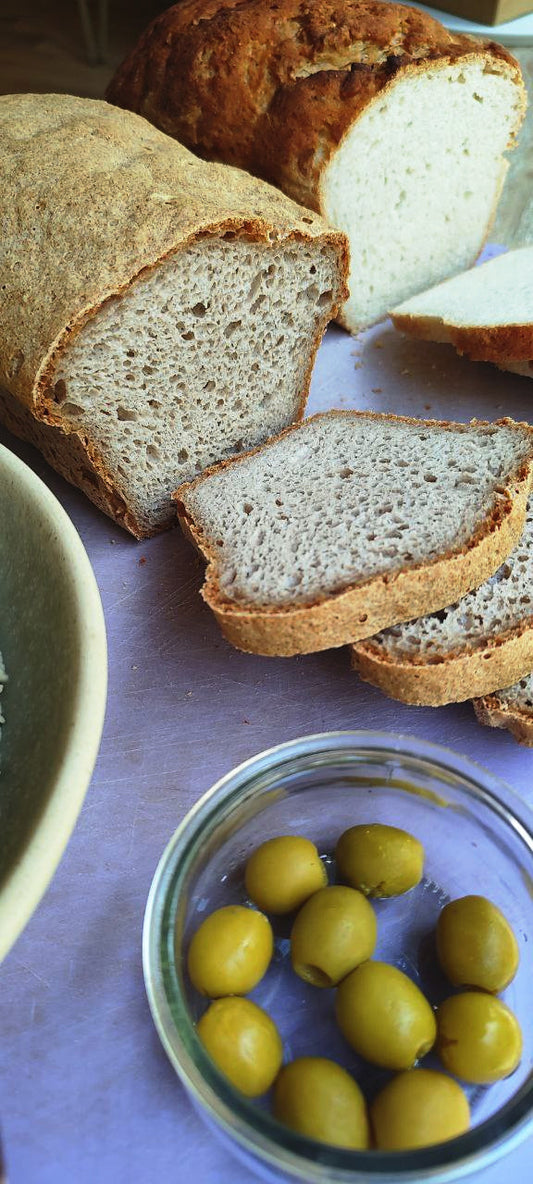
[392,313,533,366]
[0,93,347,537]
[106,1,524,212]
[352,615,533,706]
[473,695,533,746]
[174,410,533,657]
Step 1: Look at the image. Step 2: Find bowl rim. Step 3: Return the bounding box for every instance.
[0,443,108,962]
[143,730,533,1183]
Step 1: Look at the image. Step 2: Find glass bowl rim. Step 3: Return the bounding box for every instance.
[143,729,533,1183]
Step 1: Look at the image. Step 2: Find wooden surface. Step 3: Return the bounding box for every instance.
[1,1,532,249]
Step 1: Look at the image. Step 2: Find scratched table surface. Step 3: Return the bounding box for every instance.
[1,277,533,1182]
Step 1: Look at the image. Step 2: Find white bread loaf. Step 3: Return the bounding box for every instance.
[174,411,533,657]
[0,94,347,538]
[106,0,526,333]
[391,247,533,377]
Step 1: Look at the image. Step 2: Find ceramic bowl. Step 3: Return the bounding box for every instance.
[144,731,533,1183]
[0,443,107,961]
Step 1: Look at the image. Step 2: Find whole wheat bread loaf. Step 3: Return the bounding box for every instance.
[174,411,533,657]
[474,676,533,745]
[0,94,347,538]
[106,0,526,333]
[391,247,533,377]
[352,495,533,706]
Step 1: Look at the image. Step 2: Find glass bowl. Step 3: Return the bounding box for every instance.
[143,731,533,1183]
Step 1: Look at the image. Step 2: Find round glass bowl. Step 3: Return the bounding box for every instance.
[143,732,533,1183]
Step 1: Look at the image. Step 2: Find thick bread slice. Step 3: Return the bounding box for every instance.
[0,94,347,538]
[474,676,533,746]
[106,1,526,332]
[352,496,533,705]
[174,411,533,657]
[391,248,533,376]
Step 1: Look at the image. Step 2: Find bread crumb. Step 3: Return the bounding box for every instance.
[138,556,147,565]
[424,404,432,410]
[374,342,383,350]
[371,387,382,394]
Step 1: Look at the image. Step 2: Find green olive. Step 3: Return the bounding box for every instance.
[245,835,327,914]
[371,1068,470,1150]
[436,991,522,1084]
[436,895,519,993]
[336,823,424,897]
[187,905,273,997]
[273,1057,369,1149]
[197,996,283,1097]
[336,961,436,1070]
[290,886,377,987]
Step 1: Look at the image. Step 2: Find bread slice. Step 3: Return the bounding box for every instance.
[0,94,347,538]
[106,1,526,332]
[352,494,533,706]
[474,676,533,746]
[174,411,533,657]
[391,248,533,376]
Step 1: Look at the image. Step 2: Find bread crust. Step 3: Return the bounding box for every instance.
[352,617,533,706]
[392,313,533,367]
[473,695,533,746]
[0,93,348,537]
[106,1,525,214]
[174,411,533,657]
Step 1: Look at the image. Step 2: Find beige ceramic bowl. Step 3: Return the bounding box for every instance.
[0,443,107,961]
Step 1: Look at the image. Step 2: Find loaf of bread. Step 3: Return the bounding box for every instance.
[391,248,533,377]
[106,0,526,333]
[352,495,533,706]
[0,94,347,538]
[474,676,533,745]
[174,411,533,657]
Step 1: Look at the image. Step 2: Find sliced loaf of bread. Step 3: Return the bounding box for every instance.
[391,247,533,376]
[352,496,533,705]
[0,94,347,538]
[174,411,533,657]
[106,1,526,332]
[474,676,533,746]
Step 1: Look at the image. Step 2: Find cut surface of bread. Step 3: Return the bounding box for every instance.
[106,0,526,332]
[352,497,533,705]
[0,94,347,538]
[174,411,533,657]
[391,247,533,374]
[474,675,533,746]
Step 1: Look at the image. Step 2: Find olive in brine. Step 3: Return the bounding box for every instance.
[436,895,519,993]
[245,835,327,914]
[336,961,436,1070]
[436,992,522,1084]
[197,997,283,1097]
[371,1068,470,1150]
[274,1057,370,1149]
[187,905,273,997]
[290,886,377,988]
[336,823,424,898]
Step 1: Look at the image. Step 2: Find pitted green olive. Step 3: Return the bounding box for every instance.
[371,1068,470,1150]
[336,961,436,1070]
[197,996,283,1097]
[436,991,522,1084]
[245,835,327,914]
[290,885,377,987]
[187,905,273,997]
[336,823,424,897]
[273,1057,369,1148]
[436,895,519,992]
